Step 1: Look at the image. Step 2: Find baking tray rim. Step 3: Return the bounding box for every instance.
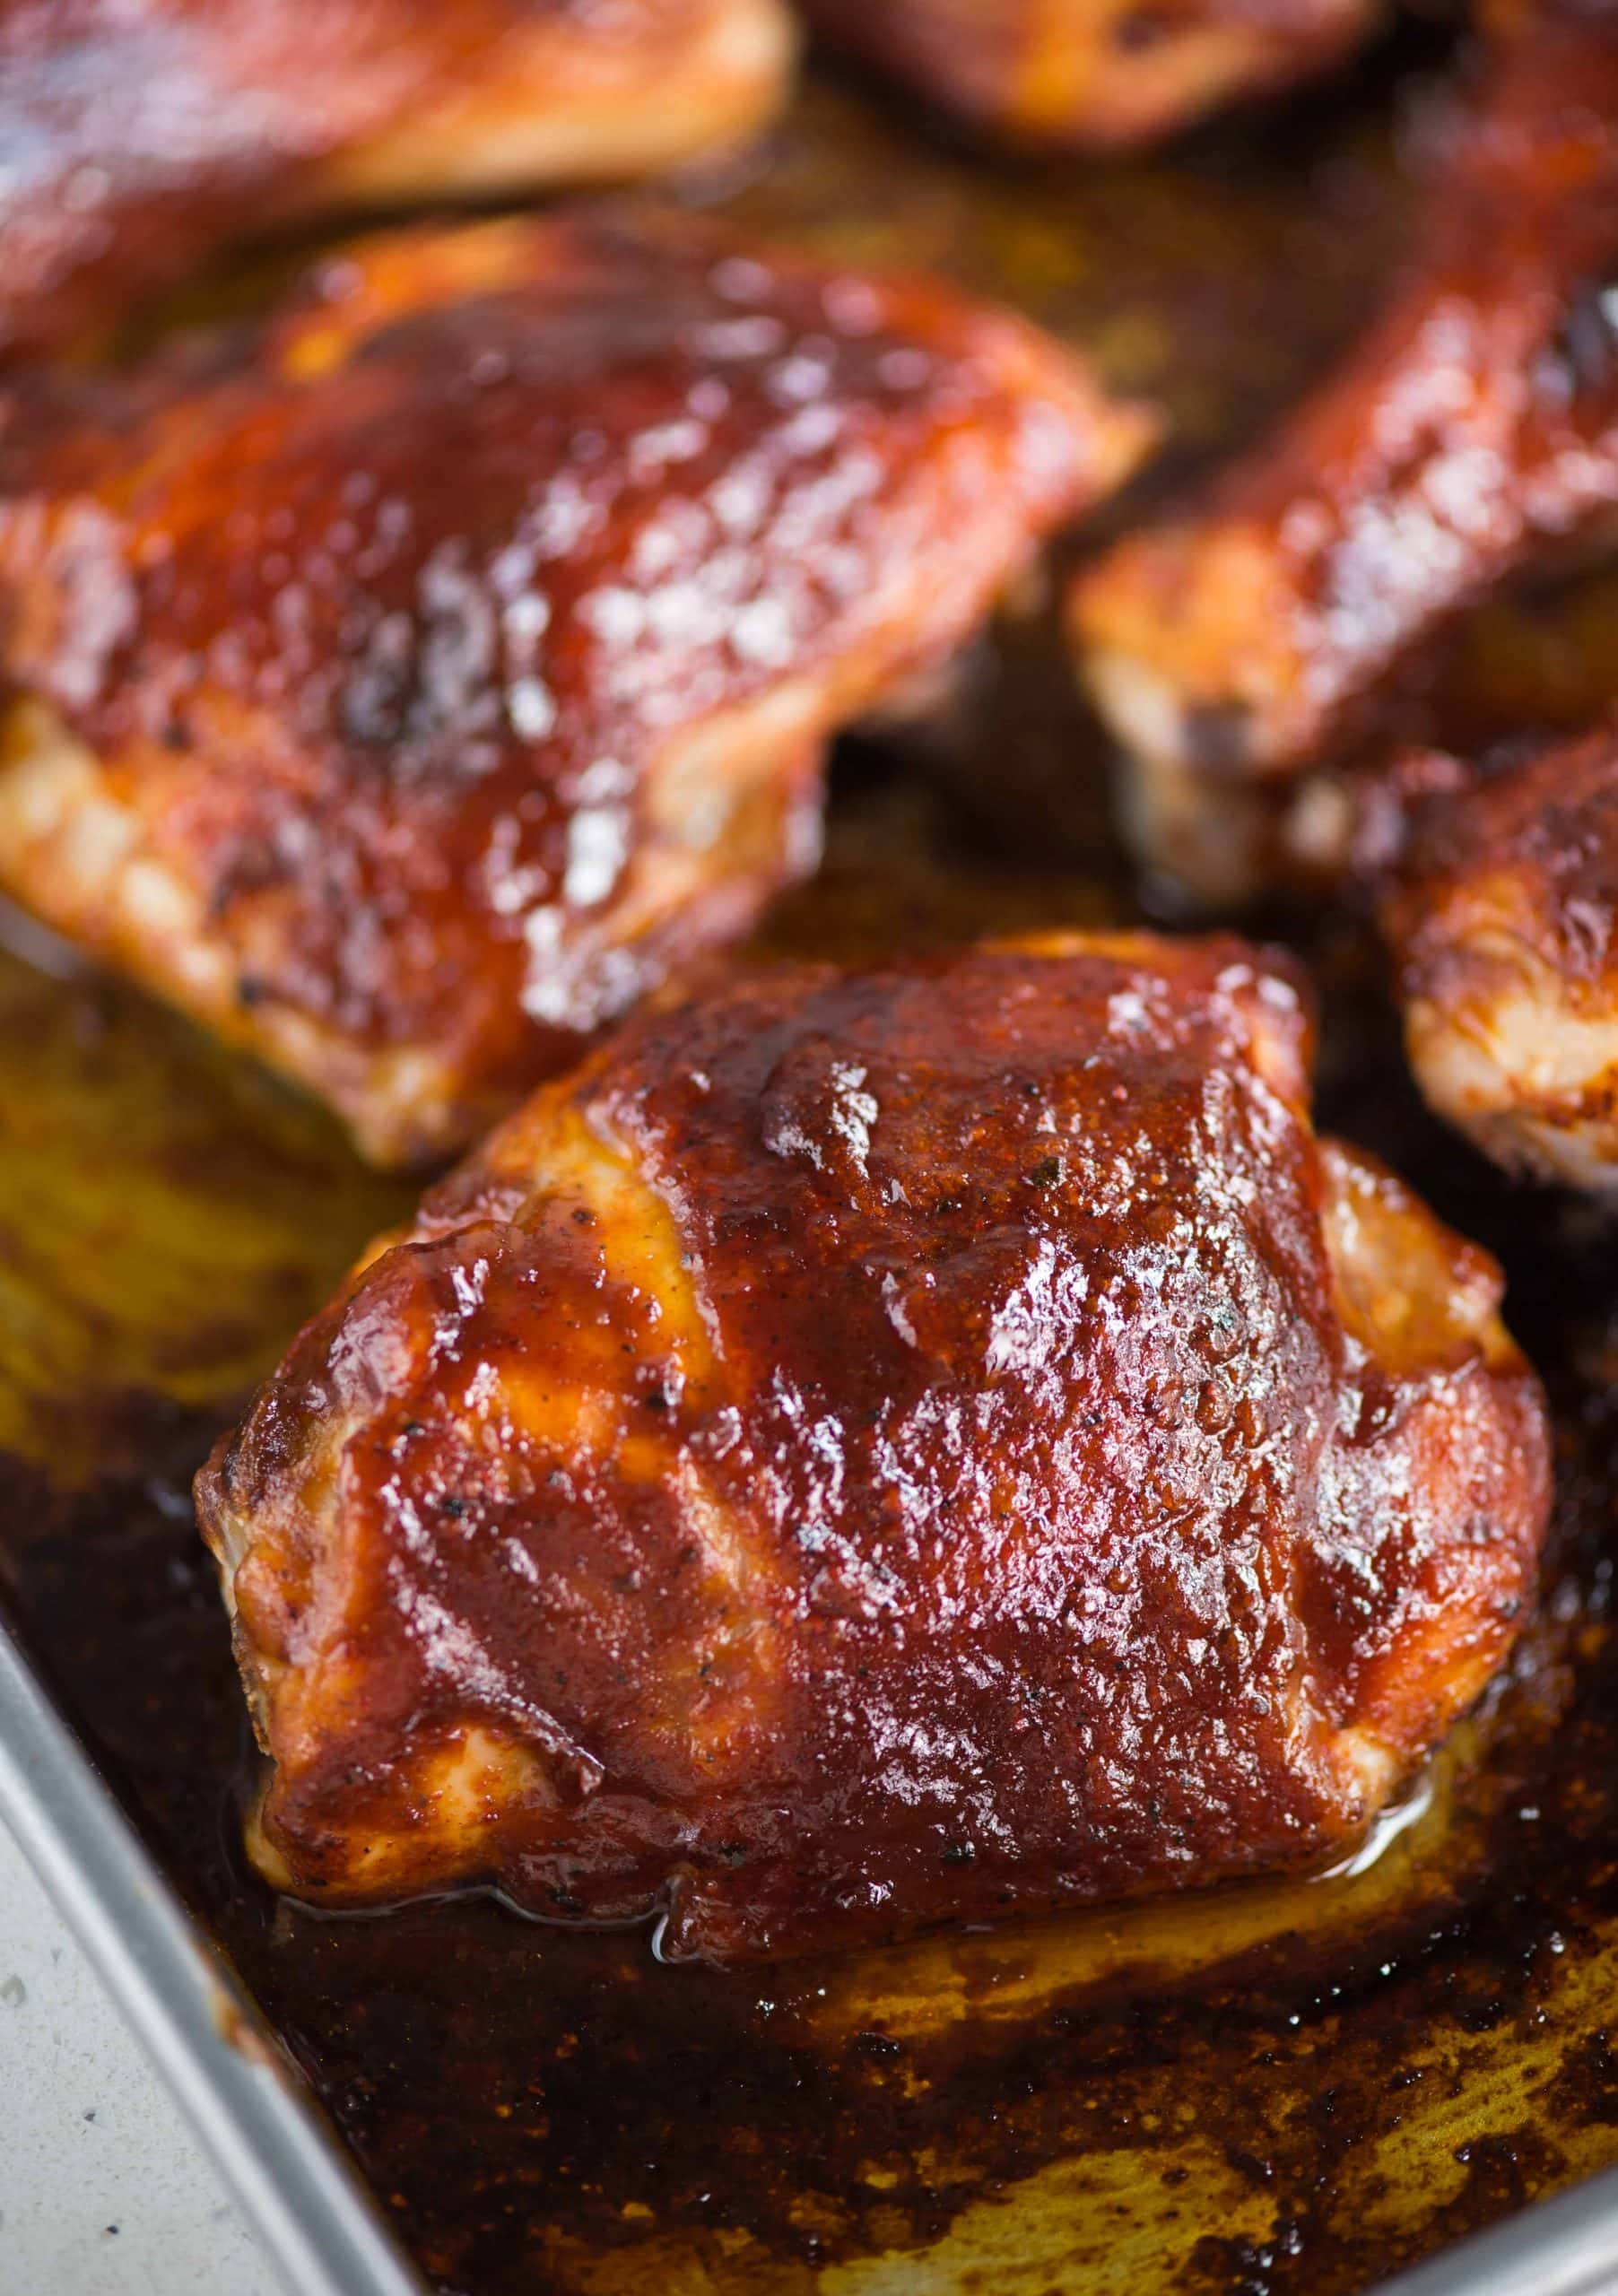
[0,1612,427,2296]
[4,1602,1618,2296]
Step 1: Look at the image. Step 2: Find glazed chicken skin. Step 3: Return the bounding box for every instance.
[1382,720,1618,1192]
[0,211,1150,1166]
[197,934,1551,1962]
[1073,10,1618,900]
[0,0,797,360]
[797,0,1381,152]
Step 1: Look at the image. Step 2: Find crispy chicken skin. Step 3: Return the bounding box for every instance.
[798,0,1380,152]
[1382,721,1618,1192]
[0,0,797,359]
[0,212,1149,1166]
[196,934,1550,1961]
[1073,12,1618,895]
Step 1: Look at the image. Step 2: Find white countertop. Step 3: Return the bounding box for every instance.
[0,1816,279,2296]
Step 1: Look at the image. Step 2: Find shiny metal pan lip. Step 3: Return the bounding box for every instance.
[4,1596,1617,2296]
[1374,2164,1618,2296]
[0,1613,428,2296]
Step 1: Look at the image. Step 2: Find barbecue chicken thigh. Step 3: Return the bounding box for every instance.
[197,933,1551,1962]
[0,0,796,360]
[1072,10,1618,899]
[797,0,1380,152]
[0,211,1148,1166]
[1383,721,1618,1193]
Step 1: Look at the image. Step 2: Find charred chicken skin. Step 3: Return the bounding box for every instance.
[0,212,1149,1166]
[197,934,1551,1963]
[0,0,797,360]
[1073,11,1618,896]
[1382,719,1618,1192]
[797,0,1381,152]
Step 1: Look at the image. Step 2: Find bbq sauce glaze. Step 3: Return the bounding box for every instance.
[4,777,1618,2296]
[5,40,1618,2296]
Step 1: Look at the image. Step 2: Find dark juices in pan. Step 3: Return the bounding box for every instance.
[7,45,1618,2296]
[6,771,1618,2296]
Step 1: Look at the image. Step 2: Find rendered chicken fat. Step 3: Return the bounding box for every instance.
[198,934,1552,1962]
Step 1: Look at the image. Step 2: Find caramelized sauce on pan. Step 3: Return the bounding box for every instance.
[6,44,1618,2296]
[4,821,1618,2296]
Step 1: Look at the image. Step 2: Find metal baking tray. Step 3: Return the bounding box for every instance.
[0,1612,426,2296]
[11,795,1618,2296]
[9,40,1618,2296]
[6,1593,1618,2296]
